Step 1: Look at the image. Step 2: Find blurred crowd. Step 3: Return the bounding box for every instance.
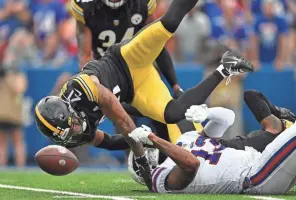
[0,0,295,167]
[0,0,295,70]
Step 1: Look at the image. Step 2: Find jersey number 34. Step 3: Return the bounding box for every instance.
[97,27,135,56]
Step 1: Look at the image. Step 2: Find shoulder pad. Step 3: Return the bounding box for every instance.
[60,74,99,103]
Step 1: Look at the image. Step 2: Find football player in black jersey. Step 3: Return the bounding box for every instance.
[69,0,182,93]
[35,0,254,190]
[52,0,184,142]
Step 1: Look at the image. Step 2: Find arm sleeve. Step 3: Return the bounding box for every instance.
[70,0,85,24]
[155,48,178,88]
[95,132,130,150]
[204,107,235,138]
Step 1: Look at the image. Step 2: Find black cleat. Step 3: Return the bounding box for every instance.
[274,106,296,122]
[221,51,255,75]
[135,155,153,191]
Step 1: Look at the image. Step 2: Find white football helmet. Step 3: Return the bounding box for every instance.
[128,148,159,185]
[101,0,127,9]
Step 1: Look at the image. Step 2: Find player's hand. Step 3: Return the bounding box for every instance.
[128,125,153,145]
[185,104,209,123]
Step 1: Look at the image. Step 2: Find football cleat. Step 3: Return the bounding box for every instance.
[135,154,153,190]
[221,51,254,84]
[274,106,296,122]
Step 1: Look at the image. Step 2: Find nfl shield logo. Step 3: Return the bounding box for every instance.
[113,20,120,26]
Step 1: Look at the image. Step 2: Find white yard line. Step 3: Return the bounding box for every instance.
[53,196,156,199]
[246,196,285,200]
[0,184,133,200]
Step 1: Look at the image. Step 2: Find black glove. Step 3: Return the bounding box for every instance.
[135,154,152,190]
[173,88,184,99]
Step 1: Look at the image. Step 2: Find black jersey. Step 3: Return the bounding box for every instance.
[59,44,133,148]
[70,0,156,59]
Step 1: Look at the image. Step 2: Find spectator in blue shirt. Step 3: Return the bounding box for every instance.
[0,0,31,60]
[252,0,287,17]
[251,0,289,70]
[31,0,68,67]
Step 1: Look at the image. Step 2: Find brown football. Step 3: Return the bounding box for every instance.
[35,145,79,176]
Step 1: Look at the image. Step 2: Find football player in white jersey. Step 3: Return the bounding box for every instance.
[129,104,296,194]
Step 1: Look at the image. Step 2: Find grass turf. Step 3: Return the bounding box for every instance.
[0,170,295,200]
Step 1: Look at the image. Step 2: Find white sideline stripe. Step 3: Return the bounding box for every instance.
[246,196,285,200]
[54,196,156,199]
[0,184,133,200]
[54,197,90,199]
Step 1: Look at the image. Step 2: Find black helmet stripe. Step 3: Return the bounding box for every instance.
[35,105,65,135]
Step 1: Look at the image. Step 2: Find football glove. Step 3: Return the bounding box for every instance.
[185,104,209,123]
[128,125,153,145]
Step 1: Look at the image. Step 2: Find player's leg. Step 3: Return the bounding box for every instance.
[244,90,293,134]
[164,52,254,123]
[11,128,26,167]
[244,122,296,194]
[120,0,201,69]
[245,90,296,123]
[0,129,8,166]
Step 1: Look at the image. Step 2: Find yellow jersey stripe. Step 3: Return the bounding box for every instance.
[59,82,68,98]
[71,0,85,24]
[79,74,99,103]
[71,0,83,13]
[76,76,94,101]
[147,0,156,15]
[35,106,64,135]
[73,78,92,101]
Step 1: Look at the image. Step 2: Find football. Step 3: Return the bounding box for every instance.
[35,145,79,176]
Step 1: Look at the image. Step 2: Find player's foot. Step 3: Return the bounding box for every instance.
[221,51,254,74]
[135,155,152,190]
[220,51,254,84]
[274,106,296,122]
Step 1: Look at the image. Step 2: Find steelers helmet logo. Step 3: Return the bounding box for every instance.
[131,14,143,25]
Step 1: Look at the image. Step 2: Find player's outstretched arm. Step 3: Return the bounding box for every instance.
[90,75,145,157]
[90,130,130,150]
[149,133,199,190]
[76,20,92,69]
[129,127,199,190]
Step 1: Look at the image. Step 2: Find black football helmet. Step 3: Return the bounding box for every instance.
[35,96,87,146]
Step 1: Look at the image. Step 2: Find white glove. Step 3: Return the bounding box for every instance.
[128,125,153,145]
[185,104,209,123]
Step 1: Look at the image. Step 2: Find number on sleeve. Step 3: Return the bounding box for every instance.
[66,89,82,103]
[191,150,221,165]
[191,136,223,165]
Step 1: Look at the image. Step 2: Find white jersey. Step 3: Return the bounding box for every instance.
[152,131,261,194]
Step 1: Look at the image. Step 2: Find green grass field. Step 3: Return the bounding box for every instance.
[0,169,295,200]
